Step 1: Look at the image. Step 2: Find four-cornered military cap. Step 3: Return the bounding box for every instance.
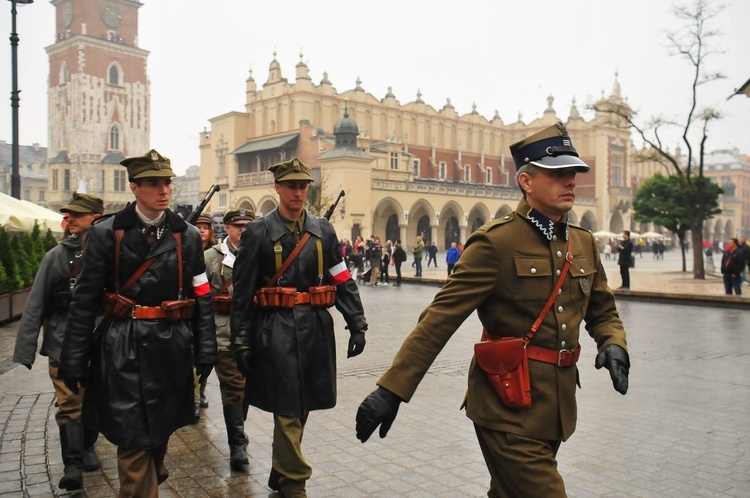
[509,122,590,172]
[120,149,177,181]
[60,192,105,215]
[223,208,255,225]
[269,157,314,183]
[195,213,213,225]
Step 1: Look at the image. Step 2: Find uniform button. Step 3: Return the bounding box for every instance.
[580,268,585,274]
[504,215,510,219]
[552,235,558,241]
[558,288,562,295]
[556,269,561,276]
[557,250,563,258]
[557,305,564,313]
[561,325,567,331]
[530,267,537,274]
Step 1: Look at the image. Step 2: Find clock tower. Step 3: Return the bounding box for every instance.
[46,0,149,211]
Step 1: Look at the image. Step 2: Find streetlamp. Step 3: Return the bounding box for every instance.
[8,0,34,199]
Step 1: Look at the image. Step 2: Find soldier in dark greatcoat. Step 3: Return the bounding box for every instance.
[356,123,629,497]
[60,150,217,497]
[231,157,368,497]
[13,193,104,491]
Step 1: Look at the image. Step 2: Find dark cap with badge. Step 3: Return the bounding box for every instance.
[269,157,314,183]
[509,122,590,172]
[120,149,177,181]
[223,208,255,225]
[60,192,105,215]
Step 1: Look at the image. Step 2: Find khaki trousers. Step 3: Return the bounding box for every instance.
[272,413,312,493]
[474,425,566,498]
[215,350,245,406]
[116,444,168,498]
[48,359,84,425]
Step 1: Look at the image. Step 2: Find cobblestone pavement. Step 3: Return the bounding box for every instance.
[1,253,749,497]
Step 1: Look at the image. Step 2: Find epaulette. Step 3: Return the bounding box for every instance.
[483,211,516,232]
[569,223,588,233]
[92,213,116,225]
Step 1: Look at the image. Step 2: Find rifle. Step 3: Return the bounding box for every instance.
[186,185,221,224]
[323,190,345,221]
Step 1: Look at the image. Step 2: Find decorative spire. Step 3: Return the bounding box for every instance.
[569,95,581,120]
[247,64,254,80]
[545,94,555,113]
[385,86,395,98]
[611,68,622,99]
[355,76,363,91]
[344,100,349,118]
[472,101,478,114]
[444,98,454,109]
[320,71,331,85]
[416,88,424,103]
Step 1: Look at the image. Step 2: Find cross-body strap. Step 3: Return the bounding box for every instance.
[264,232,312,288]
[525,237,573,344]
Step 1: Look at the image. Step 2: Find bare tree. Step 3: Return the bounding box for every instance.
[594,0,725,279]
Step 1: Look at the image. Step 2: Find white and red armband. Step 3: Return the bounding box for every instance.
[328,260,352,286]
[192,272,211,297]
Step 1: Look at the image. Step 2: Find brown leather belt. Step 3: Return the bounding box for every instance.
[293,292,311,305]
[132,306,168,320]
[527,345,581,367]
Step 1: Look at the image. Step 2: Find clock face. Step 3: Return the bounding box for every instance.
[101,2,122,28]
[62,2,73,27]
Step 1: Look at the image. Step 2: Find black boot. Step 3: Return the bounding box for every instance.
[58,423,84,490]
[82,426,100,472]
[223,404,249,469]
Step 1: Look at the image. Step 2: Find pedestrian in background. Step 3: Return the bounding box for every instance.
[59,150,217,497]
[412,236,425,277]
[193,212,216,419]
[356,122,629,497]
[392,240,406,286]
[721,238,744,295]
[426,242,439,268]
[13,193,105,491]
[617,231,633,289]
[445,241,460,276]
[736,236,749,285]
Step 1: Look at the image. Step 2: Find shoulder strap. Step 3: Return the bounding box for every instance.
[264,232,311,288]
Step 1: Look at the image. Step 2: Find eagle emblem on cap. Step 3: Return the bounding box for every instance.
[239,208,247,216]
[150,151,160,161]
[292,158,300,171]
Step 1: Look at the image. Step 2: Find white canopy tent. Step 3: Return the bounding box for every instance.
[0,192,64,234]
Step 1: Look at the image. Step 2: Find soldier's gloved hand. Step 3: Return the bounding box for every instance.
[63,377,86,395]
[235,348,253,378]
[595,344,630,395]
[347,331,366,358]
[195,363,213,384]
[356,386,402,443]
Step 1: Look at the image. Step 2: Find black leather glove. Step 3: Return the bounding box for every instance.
[356,386,402,443]
[347,331,366,358]
[63,377,86,395]
[235,348,253,378]
[195,363,213,384]
[595,344,630,395]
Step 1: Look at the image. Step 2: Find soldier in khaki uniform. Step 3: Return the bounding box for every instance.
[356,123,629,497]
[204,207,255,469]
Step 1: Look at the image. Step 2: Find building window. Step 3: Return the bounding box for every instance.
[412,159,420,178]
[39,190,45,202]
[63,169,71,191]
[218,193,227,208]
[107,63,122,86]
[390,152,399,170]
[109,124,120,150]
[485,167,493,184]
[439,161,447,180]
[23,189,31,201]
[101,170,106,191]
[52,169,59,191]
[464,164,471,183]
[611,152,624,187]
[59,62,68,85]
[114,170,126,191]
[216,137,228,179]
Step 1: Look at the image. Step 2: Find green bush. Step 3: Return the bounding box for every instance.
[0,224,57,294]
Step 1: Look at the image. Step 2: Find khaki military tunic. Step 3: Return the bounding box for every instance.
[378,198,627,442]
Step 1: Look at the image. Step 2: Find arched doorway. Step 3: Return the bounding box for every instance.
[385,214,399,243]
[445,216,460,248]
[417,215,431,244]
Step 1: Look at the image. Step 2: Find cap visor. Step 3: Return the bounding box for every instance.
[131,169,177,180]
[278,173,314,182]
[60,205,92,214]
[531,155,590,172]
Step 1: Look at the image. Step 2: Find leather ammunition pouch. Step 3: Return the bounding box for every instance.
[256,287,297,308]
[212,294,232,314]
[102,291,137,320]
[308,285,336,308]
[161,299,195,321]
[474,337,532,409]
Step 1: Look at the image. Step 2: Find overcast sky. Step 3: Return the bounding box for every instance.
[1,0,748,175]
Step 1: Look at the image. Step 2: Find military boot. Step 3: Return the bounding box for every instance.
[82,426,100,471]
[223,404,249,469]
[58,422,84,490]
